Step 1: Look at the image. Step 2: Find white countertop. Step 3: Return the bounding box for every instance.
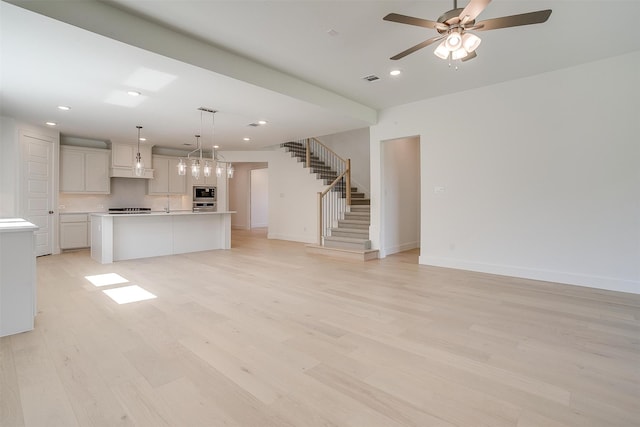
[0,218,39,232]
[91,210,235,217]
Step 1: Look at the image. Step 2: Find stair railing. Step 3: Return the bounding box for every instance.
[318,171,348,245]
[295,137,351,245]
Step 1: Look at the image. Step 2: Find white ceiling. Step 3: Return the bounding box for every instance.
[2,0,639,152]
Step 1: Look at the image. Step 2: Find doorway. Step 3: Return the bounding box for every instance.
[381,136,421,259]
[20,131,56,256]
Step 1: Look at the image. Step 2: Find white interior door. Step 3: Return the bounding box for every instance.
[21,132,54,256]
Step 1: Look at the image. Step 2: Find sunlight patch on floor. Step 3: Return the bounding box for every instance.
[85,273,129,287]
[102,285,157,304]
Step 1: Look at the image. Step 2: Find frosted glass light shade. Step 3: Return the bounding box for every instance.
[434,41,449,59]
[177,158,186,176]
[452,48,469,60]
[134,157,144,177]
[445,32,462,51]
[462,33,481,52]
[216,164,223,178]
[203,161,212,177]
[191,159,200,179]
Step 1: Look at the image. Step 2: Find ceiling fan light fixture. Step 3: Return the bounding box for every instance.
[462,32,481,52]
[452,47,469,61]
[434,41,449,59]
[445,31,462,51]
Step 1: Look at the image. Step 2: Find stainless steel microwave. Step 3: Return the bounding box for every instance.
[193,186,216,201]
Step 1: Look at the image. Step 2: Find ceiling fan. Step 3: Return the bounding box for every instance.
[384,0,551,62]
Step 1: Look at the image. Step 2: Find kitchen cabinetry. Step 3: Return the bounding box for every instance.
[110,143,154,178]
[60,146,110,194]
[0,219,37,337]
[148,155,186,195]
[60,213,90,249]
[91,211,233,264]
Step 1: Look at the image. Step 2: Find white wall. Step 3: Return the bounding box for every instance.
[223,150,327,243]
[0,116,18,217]
[251,168,268,228]
[317,127,370,195]
[229,163,251,229]
[382,137,420,256]
[370,51,640,294]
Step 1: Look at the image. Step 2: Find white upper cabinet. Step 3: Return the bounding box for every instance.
[147,155,186,195]
[110,143,154,178]
[60,146,110,194]
[111,143,134,168]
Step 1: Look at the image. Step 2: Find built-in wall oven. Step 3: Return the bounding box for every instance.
[193,186,217,212]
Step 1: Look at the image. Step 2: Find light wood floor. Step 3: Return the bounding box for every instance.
[1,229,639,427]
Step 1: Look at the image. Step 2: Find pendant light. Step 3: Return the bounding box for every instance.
[134,125,144,177]
[191,134,201,179]
[177,158,186,176]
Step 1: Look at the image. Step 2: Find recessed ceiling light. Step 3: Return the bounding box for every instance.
[127,90,141,96]
[243,137,251,142]
[45,121,56,126]
[57,105,71,111]
[258,120,267,125]
[390,69,402,76]
[213,145,219,149]
[139,137,146,142]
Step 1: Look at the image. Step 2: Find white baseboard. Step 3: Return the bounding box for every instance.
[419,255,639,295]
[384,241,419,256]
[267,232,316,244]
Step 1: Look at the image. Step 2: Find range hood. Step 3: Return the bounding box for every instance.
[110,166,154,179]
[109,142,154,179]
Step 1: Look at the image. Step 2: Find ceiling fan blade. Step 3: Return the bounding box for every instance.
[383,13,447,30]
[459,0,491,23]
[461,51,477,62]
[390,35,445,60]
[475,9,552,31]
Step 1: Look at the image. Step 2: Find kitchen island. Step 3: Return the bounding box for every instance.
[0,218,38,337]
[91,211,234,264]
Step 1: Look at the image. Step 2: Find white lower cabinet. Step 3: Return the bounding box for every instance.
[0,219,38,337]
[60,214,90,249]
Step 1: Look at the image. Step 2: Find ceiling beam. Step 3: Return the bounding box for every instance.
[6,0,377,125]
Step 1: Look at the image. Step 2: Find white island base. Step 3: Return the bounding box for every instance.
[91,211,233,264]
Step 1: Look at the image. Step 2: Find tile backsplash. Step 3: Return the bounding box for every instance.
[59,178,192,212]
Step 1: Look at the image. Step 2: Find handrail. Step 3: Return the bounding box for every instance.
[287,137,352,246]
[317,167,349,245]
[310,137,346,163]
[320,169,348,197]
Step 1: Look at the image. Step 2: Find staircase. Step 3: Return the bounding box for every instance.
[281,141,378,260]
